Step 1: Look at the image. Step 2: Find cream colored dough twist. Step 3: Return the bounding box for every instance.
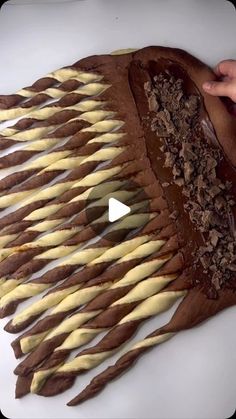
[0,120,125,209]
[0,107,118,180]
[13,227,174,361]
[16,266,176,380]
[0,131,126,247]
[19,263,176,383]
[0,197,147,315]
[0,184,134,298]
[13,217,170,356]
[4,211,154,329]
[0,161,128,292]
[68,328,176,406]
[31,287,185,394]
[0,142,126,253]
[0,162,150,299]
[0,68,104,122]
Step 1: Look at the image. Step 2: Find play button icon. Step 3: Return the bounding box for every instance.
[108,198,131,222]
[85,178,151,244]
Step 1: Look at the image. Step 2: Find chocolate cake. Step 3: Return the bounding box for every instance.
[0,46,235,406]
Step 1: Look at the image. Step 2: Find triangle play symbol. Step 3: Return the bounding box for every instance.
[108,197,131,222]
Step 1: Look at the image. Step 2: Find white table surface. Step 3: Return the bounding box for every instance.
[0,1,235,419]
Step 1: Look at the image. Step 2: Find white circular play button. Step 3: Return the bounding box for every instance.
[84,178,151,243]
[108,197,131,222]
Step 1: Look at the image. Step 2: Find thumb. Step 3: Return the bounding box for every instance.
[202,80,235,101]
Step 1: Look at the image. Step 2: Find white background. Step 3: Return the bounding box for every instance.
[0,1,235,419]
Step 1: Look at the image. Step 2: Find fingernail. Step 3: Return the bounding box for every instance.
[203,82,212,90]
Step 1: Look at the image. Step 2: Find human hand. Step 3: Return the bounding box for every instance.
[202,59,236,102]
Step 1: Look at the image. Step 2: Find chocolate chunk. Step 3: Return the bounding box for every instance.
[174,177,185,187]
[148,94,159,112]
[184,161,194,183]
[164,152,175,168]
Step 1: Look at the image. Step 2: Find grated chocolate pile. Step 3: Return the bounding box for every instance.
[145,71,236,295]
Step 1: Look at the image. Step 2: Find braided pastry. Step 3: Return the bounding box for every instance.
[0,46,234,407]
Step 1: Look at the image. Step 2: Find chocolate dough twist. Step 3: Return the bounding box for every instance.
[0,139,129,251]
[2,170,153,253]
[0,193,155,317]
[0,179,124,298]
[0,108,117,187]
[0,164,152,300]
[0,96,105,142]
[0,159,128,283]
[0,120,125,210]
[0,162,153,295]
[0,143,126,255]
[0,154,133,250]
[68,285,236,406]
[0,150,142,236]
[10,214,172,355]
[0,140,125,228]
[14,234,180,382]
[0,67,105,123]
[4,208,157,332]
[31,284,185,396]
[0,111,122,172]
[0,68,104,156]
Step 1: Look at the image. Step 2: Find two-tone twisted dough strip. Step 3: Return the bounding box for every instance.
[0,109,120,190]
[14,232,179,380]
[0,158,133,266]
[4,210,156,331]
[16,269,181,396]
[0,195,154,317]
[0,198,152,318]
[43,238,179,353]
[0,105,119,171]
[0,187,138,299]
[0,164,152,295]
[30,261,185,396]
[0,113,89,162]
[0,68,104,123]
[0,185,137,262]
[12,221,175,363]
[0,94,110,169]
[0,49,148,226]
[0,142,129,254]
[0,166,152,298]
[14,238,168,384]
[0,179,132,297]
[8,212,170,343]
[0,132,125,197]
[0,118,126,209]
[0,132,129,241]
[0,96,107,142]
[0,173,152,253]
[68,279,236,406]
[0,151,141,235]
[0,157,129,285]
[0,179,125,297]
[0,169,156,263]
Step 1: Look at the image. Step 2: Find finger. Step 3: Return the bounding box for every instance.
[202,80,236,102]
[222,75,231,82]
[214,60,236,78]
[202,80,233,97]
